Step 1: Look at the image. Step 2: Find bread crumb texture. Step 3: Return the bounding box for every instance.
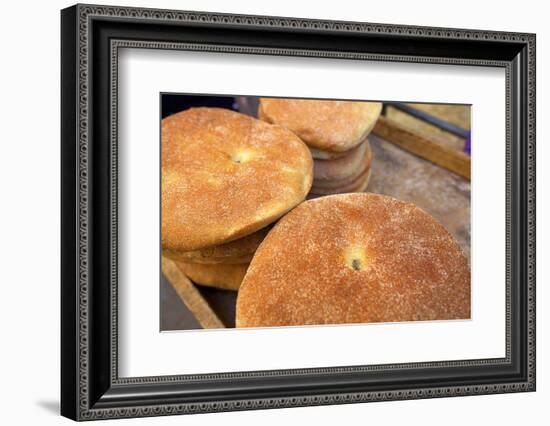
[161,108,313,252]
[236,193,470,327]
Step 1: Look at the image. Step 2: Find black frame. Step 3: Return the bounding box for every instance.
[61,4,536,421]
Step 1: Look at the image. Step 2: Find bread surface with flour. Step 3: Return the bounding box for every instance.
[162,107,313,252]
[236,193,470,327]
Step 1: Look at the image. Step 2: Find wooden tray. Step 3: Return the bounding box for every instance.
[162,120,471,330]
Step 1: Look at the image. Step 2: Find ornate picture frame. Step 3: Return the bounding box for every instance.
[61,4,536,420]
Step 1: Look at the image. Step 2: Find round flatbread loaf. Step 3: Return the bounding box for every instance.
[162,108,313,252]
[313,139,372,184]
[163,227,269,264]
[258,98,382,153]
[177,261,248,291]
[236,193,470,327]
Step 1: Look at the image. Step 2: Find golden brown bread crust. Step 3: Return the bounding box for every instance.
[236,193,470,327]
[162,107,313,252]
[162,227,269,264]
[176,261,249,291]
[313,139,372,185]
[309,147,349,160]
[258,98,382,153]
[310,167,371,195]
[163,250,252,264]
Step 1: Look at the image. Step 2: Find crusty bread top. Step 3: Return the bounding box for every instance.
[258,98,382,153]
[162,108,313,252]
[236,193,470,327]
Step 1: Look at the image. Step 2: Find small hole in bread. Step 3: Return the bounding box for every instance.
[344,246,368,271]
[232,150,253,164]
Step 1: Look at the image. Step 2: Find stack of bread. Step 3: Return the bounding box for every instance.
[258,98,382,196]
[161,107,313,290]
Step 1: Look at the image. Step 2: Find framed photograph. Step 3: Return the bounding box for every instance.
[61,4,536,421]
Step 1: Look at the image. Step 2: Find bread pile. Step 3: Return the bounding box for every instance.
[161,102,471,327]
[236,193,471,327]
[258,98,382,196]
[161,107,313,290]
